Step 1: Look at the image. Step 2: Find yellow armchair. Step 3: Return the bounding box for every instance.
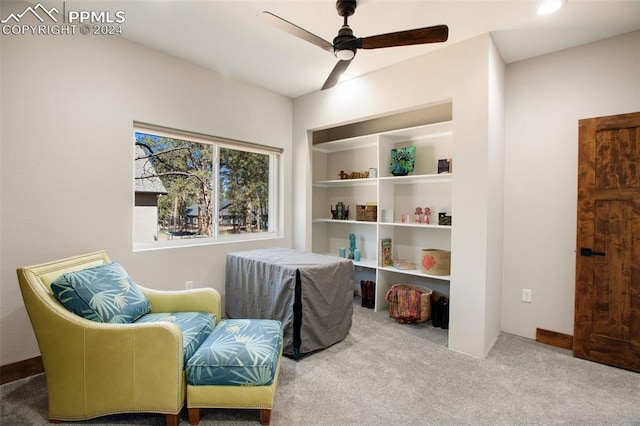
[16,251,221,426]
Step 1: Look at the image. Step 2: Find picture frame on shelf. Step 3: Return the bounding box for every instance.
[389,146,416,176]
[379,238,392,267]
[438,158,452,174]
[381,209,394,223]
[438,212,452,226]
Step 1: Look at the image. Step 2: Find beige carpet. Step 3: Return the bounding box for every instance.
[2,301,639,425]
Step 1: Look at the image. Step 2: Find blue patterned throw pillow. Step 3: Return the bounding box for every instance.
[51,261,151,323]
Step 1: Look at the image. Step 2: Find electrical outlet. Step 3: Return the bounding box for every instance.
[185,281,193,290]
[522,288,532,303]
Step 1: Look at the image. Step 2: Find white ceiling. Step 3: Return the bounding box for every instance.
[82,1,640,98]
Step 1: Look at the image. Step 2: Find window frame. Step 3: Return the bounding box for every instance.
[133,122,282,251]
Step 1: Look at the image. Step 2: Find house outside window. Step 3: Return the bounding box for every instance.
[133,123,281,250]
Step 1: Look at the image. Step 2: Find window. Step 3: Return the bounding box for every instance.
[133,123,281,250]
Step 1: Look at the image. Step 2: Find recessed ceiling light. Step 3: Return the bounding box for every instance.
[537,0,566,15]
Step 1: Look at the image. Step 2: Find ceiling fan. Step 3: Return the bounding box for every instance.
[259,0,449,90]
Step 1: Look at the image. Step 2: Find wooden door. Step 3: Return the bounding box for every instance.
[574,111,640,372]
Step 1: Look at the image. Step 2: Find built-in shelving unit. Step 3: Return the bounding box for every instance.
[311,120,453,311]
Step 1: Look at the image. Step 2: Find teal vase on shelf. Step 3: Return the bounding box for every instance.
[348,233,356,259]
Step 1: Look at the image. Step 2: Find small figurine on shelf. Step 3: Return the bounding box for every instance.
[423,207,431,224]
[331,204,338,219]
[331,202,349,220]
[348,233,356,259]
[401,214,407,223]
[414,207,423,224]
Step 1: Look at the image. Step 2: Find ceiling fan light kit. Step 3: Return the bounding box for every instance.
[261,0,449,90]
[334,25,357,60]
[336,48,355,61]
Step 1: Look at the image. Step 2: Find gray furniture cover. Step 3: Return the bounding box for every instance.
[225,248,354,358]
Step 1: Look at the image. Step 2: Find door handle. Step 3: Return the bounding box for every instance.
[580,247,606,257]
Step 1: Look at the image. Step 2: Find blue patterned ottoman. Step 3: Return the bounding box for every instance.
[186,319,283,425]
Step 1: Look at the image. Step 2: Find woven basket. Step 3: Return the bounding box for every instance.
[420,249,451,276]
[356,205,377,222]
[385,284,433,323]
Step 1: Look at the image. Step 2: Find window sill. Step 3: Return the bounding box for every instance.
[133,233,283,252]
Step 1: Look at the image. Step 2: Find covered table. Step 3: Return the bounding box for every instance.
[225,248,354,358]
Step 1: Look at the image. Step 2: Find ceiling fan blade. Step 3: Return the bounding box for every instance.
[321,59,353,91]
[359,25,449,50]
[259,11,334,53]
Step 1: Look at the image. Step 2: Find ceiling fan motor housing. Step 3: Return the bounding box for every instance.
[336,0,356,17]
[333,1,357,59]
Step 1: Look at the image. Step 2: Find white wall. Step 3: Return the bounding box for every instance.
[501,31,640,339]
[485,39,506,350]
[293,34,505,358]
[134,206,160,243]
[0,32,293,365]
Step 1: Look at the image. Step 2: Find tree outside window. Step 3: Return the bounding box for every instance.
[219,147,270,234]
[133,126,278,248]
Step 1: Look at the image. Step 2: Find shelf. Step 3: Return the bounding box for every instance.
[313,174,452,187]
[316,253,449,280]
[379,266,451,281]
[312,134,378,153]
[311,117,454,311]
[353,259,378,269]
[378,173,452,184]
[313,178,377,188]
[313,219,451,229]
[381,121,453,142]
[379,222,451,229]
[313,218,378,225]
[317,253,378,269]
